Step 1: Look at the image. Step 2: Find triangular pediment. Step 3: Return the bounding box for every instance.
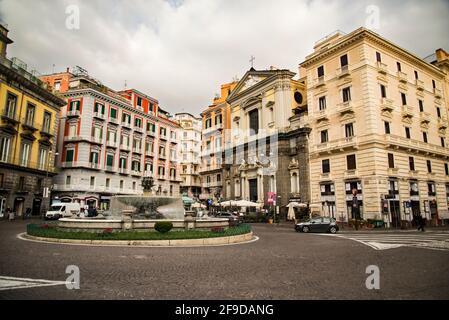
[227,68,295,102]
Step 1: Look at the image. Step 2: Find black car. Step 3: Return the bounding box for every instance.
[215,212,242,224]
[295,217,339,234]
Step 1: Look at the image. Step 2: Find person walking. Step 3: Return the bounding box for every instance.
[6,207,14,221]
[417,215,425,232]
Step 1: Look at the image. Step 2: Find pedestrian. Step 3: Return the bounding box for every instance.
[417,215,425,232]
[6,207,14,221]
[24,208,32,220]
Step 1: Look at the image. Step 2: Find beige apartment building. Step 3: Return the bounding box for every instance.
[300,27,449,227]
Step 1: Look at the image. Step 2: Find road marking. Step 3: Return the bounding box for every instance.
[320,233,449,251]
[0,276,66,291]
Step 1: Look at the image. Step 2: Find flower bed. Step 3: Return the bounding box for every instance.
[26,223,251,241]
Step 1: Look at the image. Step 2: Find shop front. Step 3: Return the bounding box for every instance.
[345,180,363,220]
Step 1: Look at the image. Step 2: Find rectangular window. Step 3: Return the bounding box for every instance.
[119,158,127,169]
[436,107,441,119]
[320,130,328,143]
[20,143,31,167]
[414,70,419,80]
[0,137,11,162]
[249,109,259,136]
[384,121,391,134]
[89,151,99,164]
[106,178,110,188]
[376,51,382,62]
[94,102,105,114]
[380,84,386,98]
[90,176,95,187]
[25,103,35,126]
[418,100,424,112]
[423,132,428,143]
[18,176,25,190]
[106,154,114,167]
[134,118,142,128]
[409,157,415,171]
[65,149,74,162]
[110,108,117,119]
[70,100,80,111]
[137,97,142,107]
[405,127,411,139]
[347,154,357,170]
[5,93,17,119]
[445,163,449,176]
[54,81,61,91]
[396,62,402,72]
[66,176,71,185]
[432,80,436,89]
[345,123,354,138]
[342,87,351,102]
[318,96,326,111]
[38,148,48,170]
[317,65,324,78]
[322,159,330,173]
[133,182,136,190]
[42,112,52,133]
[427,160,432,173]
[441,137,445,148]
[401,93,407,106]
[388,153,395,168]
[340,54,348,67]
[120,180,124,190]
[215,114,222,125]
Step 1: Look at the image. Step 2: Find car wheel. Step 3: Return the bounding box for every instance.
[329,226,337,234]
[302,226,310,233]
[295,226,301,232]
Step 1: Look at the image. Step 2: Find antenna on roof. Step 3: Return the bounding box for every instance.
[52,64,55,73]
[124,80,127,89]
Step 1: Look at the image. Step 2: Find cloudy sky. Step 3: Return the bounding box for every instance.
[1,0,448,115]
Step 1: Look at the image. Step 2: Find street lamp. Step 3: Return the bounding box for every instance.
[43,150,58,218]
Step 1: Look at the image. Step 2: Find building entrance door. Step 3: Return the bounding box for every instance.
[32,198,42,216]
[389,200,401,228]
[248,179,258,202]
[13,197,25,217]
[411,201,420,226]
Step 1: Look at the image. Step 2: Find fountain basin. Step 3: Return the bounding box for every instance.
[57,217,230,232]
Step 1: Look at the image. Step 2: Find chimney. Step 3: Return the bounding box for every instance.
[66,67,70,73]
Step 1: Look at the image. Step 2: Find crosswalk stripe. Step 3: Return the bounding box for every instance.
[321,233,449,251]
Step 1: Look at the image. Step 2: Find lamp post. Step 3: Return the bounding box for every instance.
[43,150,58,218]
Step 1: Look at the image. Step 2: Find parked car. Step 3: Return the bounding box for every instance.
[215,211,242,224]
[45,203,81,220]
[295,217,339,234]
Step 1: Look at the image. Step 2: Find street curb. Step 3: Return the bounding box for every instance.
[19,232,257,248]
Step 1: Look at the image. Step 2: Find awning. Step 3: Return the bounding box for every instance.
[182,196,195,204]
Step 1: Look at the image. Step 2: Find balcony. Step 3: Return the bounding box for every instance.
[64,135,83,142]
[145,150,154,157]
[387,168,399,175]
[109,117,118,125]
[384,134,448,157]
[434,88,442,99]
[438,116,448,129]
[401,105,414,118]
[67,110,80,117]
[131,170,141,176]
[158,175,166,180]
[376,62,388,74]
[336,101,354,114]
[90,162,100,170]
[90,136,103,145]
[315,109,328,122]
[119,168,130,175]
[93,112,106,120]
[159,133,168,140]
[380,98,394,112]
[120,144,131,151]
[106,140,118,148]
[132,147,142,154]
[311,137,358,154]
[415,79,424,91]
[105,166,115,172]
[314,76,325,88]
[147,130,156,137]
[121,121,132,129]
[419,112,431,124]
[336,65,350,78]
[344,169,358,178]
[159,153,166,160]
[134,126,143,133]
[144,171,154,177]
[397,71,408,83]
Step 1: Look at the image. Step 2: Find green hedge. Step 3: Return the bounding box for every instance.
[26,223,251,241]
[154,221,173,233]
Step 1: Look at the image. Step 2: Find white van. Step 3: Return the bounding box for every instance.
[45,203,80,220]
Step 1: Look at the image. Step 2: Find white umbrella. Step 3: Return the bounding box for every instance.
[286,202,307,208]
[192,202,206,208]
[287,206,296,220]
[234,200,263,208]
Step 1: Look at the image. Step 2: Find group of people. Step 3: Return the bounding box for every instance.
[80,205,98,218]
[5,207,32,221]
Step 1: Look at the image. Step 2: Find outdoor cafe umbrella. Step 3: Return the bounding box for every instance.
[192,202,206,208]
[234,200,262,208]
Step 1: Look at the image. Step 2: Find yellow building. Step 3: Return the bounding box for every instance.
[0,24,65,218]
[300,28,449,226]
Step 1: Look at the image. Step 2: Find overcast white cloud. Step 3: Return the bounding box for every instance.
[1,0,448,115]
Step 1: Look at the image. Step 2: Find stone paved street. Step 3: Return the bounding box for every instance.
[0,219,449,300]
